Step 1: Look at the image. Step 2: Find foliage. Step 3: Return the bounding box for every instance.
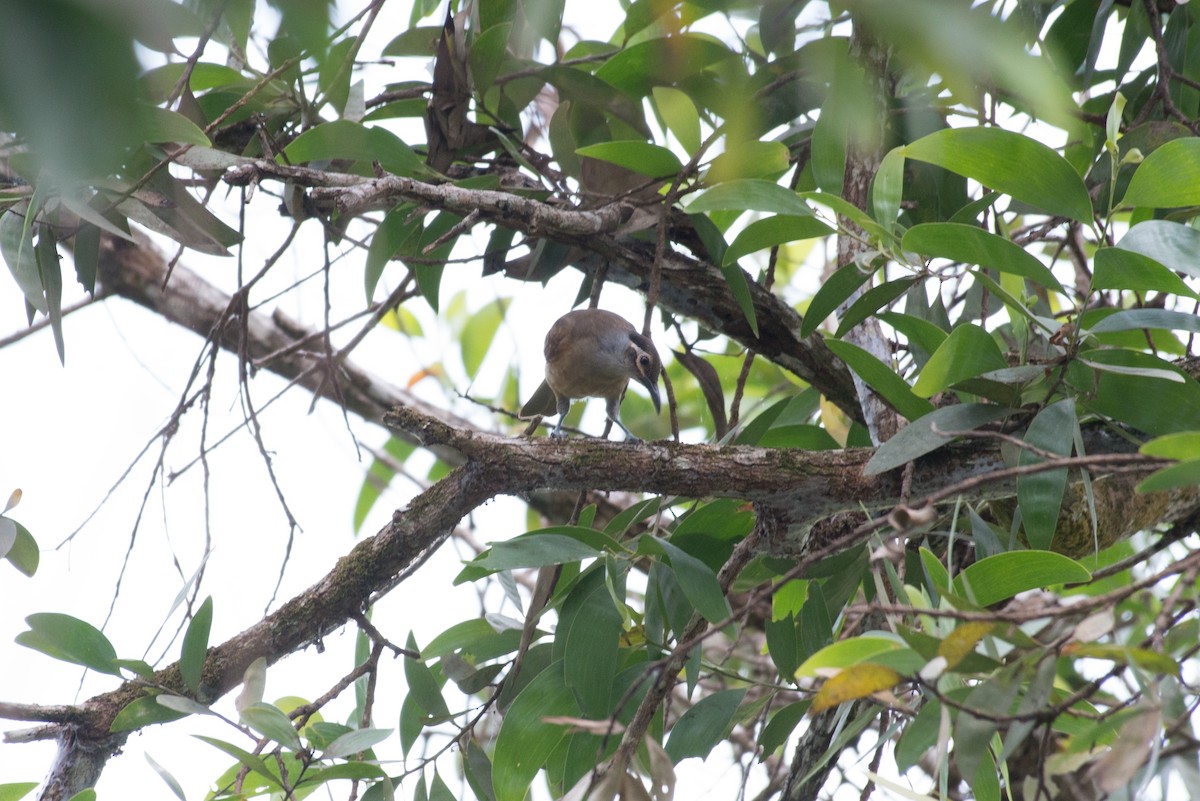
[3,1,1200,801]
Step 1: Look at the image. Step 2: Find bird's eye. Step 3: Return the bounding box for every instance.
[639,355,650,367]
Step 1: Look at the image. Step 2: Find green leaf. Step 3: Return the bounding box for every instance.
[304,762,393,789]
[112,172,242,256]
[1141,432,1200,460]
[1,209,47,314]
[1071,349,1200,435]
[492,660,577,801]
[180,596,213,693]
[685,179,813,216]
[954,677,1019,782]
[282,120,430,177]
[575,141,682,178]
[423,618,521,662]
[871,146,905,228]
[758,701,809,757]
[404,633,451,720]
[795,636,904,678]
[904,127,1093,222]
[810,98,845,194]
[1116,220,1200,279]
[411,211,459,311]
[110,695,188,732]
[1123,138,1200,207]
[0,783,38,801]
[353,436,416,533]
[865,403,1012,475]
[834,277,918,338]
[194,735,282,789]
[902,223,1065,293]
[594,34,735,97]
[364,205,421,301]
[114,658,153,678]
[773,581,809,622]
[652,539,732,624]
[1017,400,1076,551]
[1093,248,1200,300]
[969,270,1055,334]
[468,23,512,92]
[1,518,36,576]
[799,190,896,244]
[36,226,63,363]
[895,699,941,771]
[239,702,303,750]
[429,771,455,801]
[473,533,603,572]
[911,324,1007,398]
[824,339,934,421]
[0,518,16,561]
[237,656,266,711]
[765,613,800,676]
[719,260,759,337]
[1088,308,1200,335]
[463,739,496,801]
[322,727,395,758]
[665,688,746,762]
[556,568,621,718]
[952,551,1091,607]
[707,140,790,182]
[672,499,755,567]
[461,300,508,377]
[723,215,832,266]
[382,26,442,57]
[878,312,947,364]
[137,107,210,146]
[16,613,120,675]
[145,753,187,801]
[155,694,214,716]
[758,425,840,450]
[1137,460,1200,493]
[919,547,951,598]
[801,264,872,337]
[1066,644,1180,675]
[72,221,100,295]
[657,87,700,154]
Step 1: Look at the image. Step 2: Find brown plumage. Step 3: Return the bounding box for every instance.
[520,308,663,440]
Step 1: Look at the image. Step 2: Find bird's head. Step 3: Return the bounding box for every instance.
[626,332,662,413]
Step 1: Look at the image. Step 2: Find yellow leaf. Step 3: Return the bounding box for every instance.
[937,621,993,670]
[819,396,850,446]
[811,664,901,713]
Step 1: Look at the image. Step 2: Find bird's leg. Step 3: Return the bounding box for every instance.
[605,395,640,442]
[550,396,571,438]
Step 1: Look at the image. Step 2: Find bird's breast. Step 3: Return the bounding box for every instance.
[545,355,630,400]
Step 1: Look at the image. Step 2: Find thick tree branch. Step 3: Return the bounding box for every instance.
[222,160,864,421]
[94,232,474,464]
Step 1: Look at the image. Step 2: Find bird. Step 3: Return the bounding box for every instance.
[520,308,663,440]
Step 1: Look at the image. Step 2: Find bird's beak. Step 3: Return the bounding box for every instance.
[641,377,662,414]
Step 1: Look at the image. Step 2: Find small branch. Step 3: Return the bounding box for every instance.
[0,701,89,726]
[220,159,865,421]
